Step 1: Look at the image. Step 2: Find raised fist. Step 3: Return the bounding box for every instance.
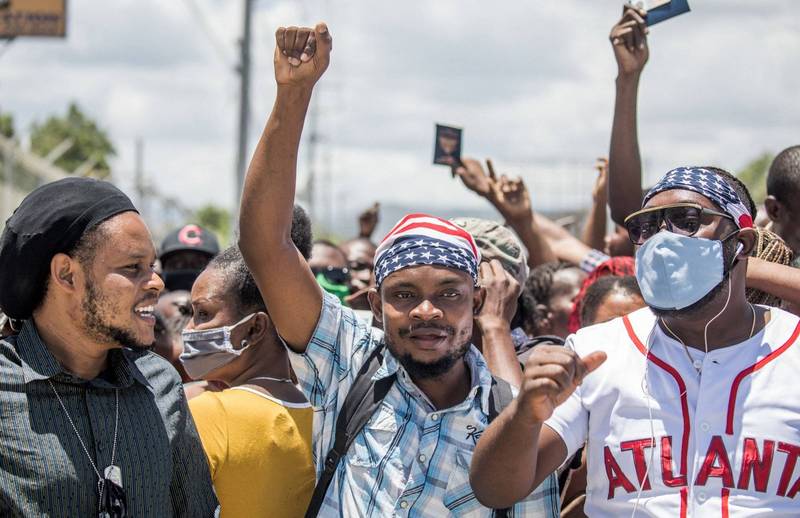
[518,345,606,423]
[609,6,649,77]
[274,23,332,88]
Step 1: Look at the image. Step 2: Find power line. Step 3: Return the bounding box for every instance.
[181,0,235,66]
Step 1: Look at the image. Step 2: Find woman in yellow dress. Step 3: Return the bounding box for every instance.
[182,245,315,518]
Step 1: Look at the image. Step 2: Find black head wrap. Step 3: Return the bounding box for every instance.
[0,177,138,319]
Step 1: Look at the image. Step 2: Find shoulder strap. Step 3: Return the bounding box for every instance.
[304,343,397,518]
[487,375,515,422]
[488,376,515,518]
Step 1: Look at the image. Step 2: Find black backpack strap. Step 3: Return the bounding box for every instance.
[488,376,515,518]
[487,376,515,421]
[304,343,397,518]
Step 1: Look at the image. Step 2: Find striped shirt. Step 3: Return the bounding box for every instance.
[289,292,559,517]
[0,320,219,517]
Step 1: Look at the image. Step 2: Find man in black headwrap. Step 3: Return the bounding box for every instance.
[0,177,218,517]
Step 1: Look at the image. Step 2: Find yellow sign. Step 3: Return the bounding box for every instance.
[0,0,67,38]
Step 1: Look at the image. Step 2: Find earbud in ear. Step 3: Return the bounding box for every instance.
[735,242,744,256]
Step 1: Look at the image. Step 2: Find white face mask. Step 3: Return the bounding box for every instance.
[635,230,741,311]
[179,314,256,380]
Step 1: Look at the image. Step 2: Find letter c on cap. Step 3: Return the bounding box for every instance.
[178,225,203,246]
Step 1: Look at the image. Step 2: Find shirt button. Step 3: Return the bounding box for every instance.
[431,414,439,421]
[697,491,707,501]
[418,454,427,463]
[399,500,409,509]
[700,422,710,432]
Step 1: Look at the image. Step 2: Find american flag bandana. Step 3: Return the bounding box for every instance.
[643,167,754,228]
[374,214,481,287]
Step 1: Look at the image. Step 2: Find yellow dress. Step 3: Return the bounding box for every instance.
[189,386,315,518]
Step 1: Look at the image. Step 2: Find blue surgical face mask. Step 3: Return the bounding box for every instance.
[179,313,256,380]
[635,231,741,311]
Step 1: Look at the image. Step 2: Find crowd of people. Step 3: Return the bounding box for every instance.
[1,6,799,517]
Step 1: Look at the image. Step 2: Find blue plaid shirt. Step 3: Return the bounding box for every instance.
[289,292,559,517]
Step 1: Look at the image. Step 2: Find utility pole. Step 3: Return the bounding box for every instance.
[134,138,145,218]
[306,96,319,218]
[234,0,253,213]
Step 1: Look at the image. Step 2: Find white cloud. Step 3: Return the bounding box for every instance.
[1,0,798,240]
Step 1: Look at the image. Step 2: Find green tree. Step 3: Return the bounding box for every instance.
[195,204,232,247]
[30,102,115,178]
[737,152,773,205]
[0,112,14,138]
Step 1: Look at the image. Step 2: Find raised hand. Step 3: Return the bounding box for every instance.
[493,173,534,226]
[592,157,609,202]
[610,6,649,77]
[477,260,521,327]
[454,158,534,225]
[274,23,332,88]
[358,202,380,239]
[518,345,606,423]
[454,158,493,198]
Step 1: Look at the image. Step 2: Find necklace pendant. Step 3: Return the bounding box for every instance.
[104,465,123,488]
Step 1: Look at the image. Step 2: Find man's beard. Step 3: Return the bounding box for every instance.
[82,280,150,349]
[651,237,737,319]
[386,325,471,380]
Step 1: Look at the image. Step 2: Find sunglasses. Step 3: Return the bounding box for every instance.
[624,203,734,245]
[312,265,351,284]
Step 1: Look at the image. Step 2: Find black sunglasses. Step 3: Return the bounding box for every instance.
[312,265,351,284]
[624,202,734,245]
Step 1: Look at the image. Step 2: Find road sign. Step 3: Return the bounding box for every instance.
[0,0,66,38]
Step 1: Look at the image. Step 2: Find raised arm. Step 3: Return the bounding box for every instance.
[455,158,557,268]
[476,260,524,388]
[581,158,609,250]
[534,212,596,267]
[358,202,380,241]
[746,258,800,310]
[492,173,559,269]
[608,6,649,225]
[470,345,606,508]
[239,23,332,351]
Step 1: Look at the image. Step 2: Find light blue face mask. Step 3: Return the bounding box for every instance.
[179,314,256,380]
[635,231,741,311]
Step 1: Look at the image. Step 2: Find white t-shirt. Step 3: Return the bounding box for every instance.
[545,306,800,517]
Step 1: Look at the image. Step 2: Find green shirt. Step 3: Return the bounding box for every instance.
[0,320,219,517]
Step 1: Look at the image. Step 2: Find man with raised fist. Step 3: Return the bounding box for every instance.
[239,23,558,518]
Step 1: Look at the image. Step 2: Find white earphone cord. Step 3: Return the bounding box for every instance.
[632,251,743,516]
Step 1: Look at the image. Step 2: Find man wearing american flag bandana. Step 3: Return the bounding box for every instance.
[238,22,558,517]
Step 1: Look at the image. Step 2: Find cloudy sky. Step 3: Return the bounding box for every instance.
[2,0,798,238]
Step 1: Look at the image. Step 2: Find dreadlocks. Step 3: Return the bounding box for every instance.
[746,228,794,307]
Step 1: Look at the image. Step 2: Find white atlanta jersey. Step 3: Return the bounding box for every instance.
[545,306,800,517]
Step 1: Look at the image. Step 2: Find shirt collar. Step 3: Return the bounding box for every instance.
[16,319,151,388]
[373,343,494,414]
